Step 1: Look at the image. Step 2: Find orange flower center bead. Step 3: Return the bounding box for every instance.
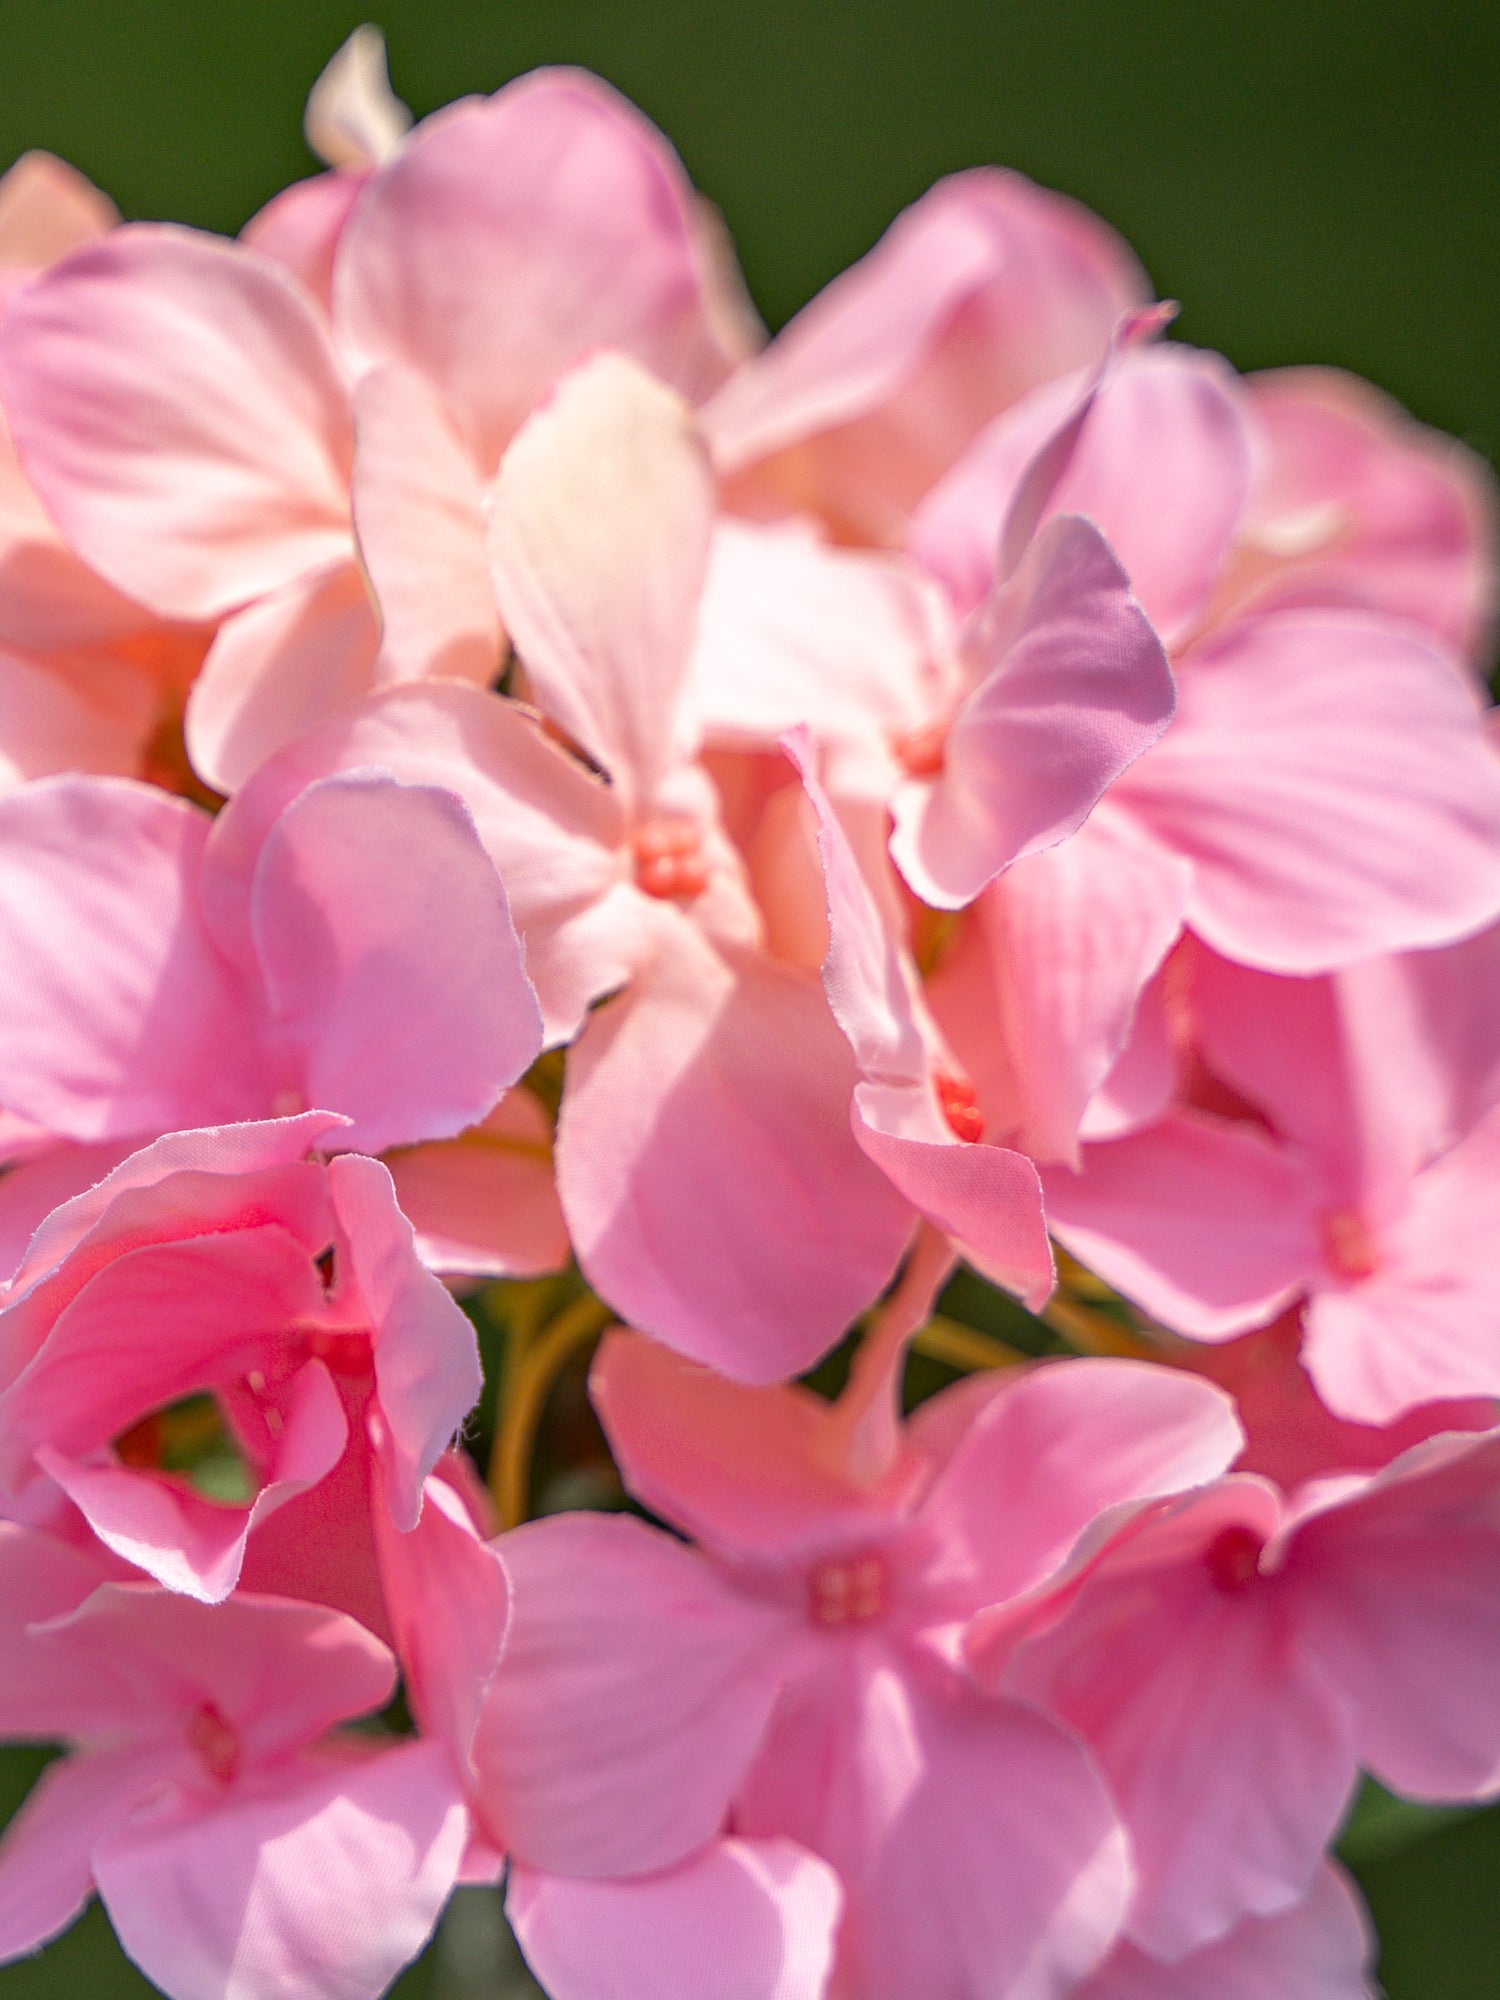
[632,819,710,901]
[935,1068,985,1144]
[809,1553,889,1627]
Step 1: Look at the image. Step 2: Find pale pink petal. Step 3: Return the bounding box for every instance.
[688,521,945,751]
[0,777,263,1140]
[0,1522,124,1738]
[1287,1432,1500,1797]
[1043,1113,1323,1338]
[95,1739,467,2000]
[304,27,411,172]
[204,683,632,1045]
[1083,1866,1376,2000]
[1240,366,1499,663]
[1377,920,1500,1151]
[911,344,1253,642]
[477,1513,788,1875]
[557,926,913,1380]
[385,1092,567,1280]
[184,560,379,796]
[917,1357,1243,1607]
[1004,1481,1356,1959]
[973,805,1191,1164]
[1303,1108,1500,1421]
[890,516,1175,909]
[1116,608,1500,970]
[0,226,354,619]
[241,172,366,314]
[327,1153,484,1530]
[0,644,156,791]
[251,770,541,1154]
[508,1839,842,2000]
[351,364,501,685]
[486,352,713,801]
[0,1746,167,1961]
[0,151,117,268]
[591,1328,918,1563]
[336,71,737,469]
[706,170,1146,538]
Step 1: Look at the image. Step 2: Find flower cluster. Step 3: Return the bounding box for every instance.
[0,27,1498,2000]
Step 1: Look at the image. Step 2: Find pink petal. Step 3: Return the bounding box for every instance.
[304,28,411,173]
[250,770,541,1154]
[0,226,354,619]
[1241,366,1499,663]
[327,1153,484,1530]
[0,777,263,1140]
[183,560,380,797]
[1082,1865,1375,2000]
[0,1521,124,1739]
[486,352,713,803]
[1042,1112,1323,1339]
[591,1327,918,1563]
[706,169,1146,539]
[0,150,117,269]
[241,171,366,315]
[203,683,632,1045]
[351,363,502,685]
[557,926,913,1380]
[1287,1430,1500,1797]
[0,1745,167,1961]
[918,1356,1243,1608]
[1116,608,1500,970]
[0,1144,130,1283]
[1303,1107,1500,1421]
[508,1839,843,2000]
[0,644,156,791]
[1003,1481,1356,1959]
[912,343,1253,642]
[385,1092,568,1281]
[476,1512,789,1875]
[94,1739,467,2000]
[890,515,1175,909]
[336,71,737,471]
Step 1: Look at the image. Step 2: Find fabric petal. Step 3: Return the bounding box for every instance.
[476,1513,788,1876]
[0,225,353,619]
[384,1092,567,1280]
[0,1745,166,1961]
[890,515,1175,909]
[508,1839,843,2000]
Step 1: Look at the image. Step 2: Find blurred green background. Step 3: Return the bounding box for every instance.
[0,1,1496,1993]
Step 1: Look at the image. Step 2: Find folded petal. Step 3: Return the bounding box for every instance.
[557,925,913,1380]
[251,770,541,1154]
[891,516,1175,908]
[94,1739,467,2000]
[336,71,736,470]
[1116,608,1500,970]
[509,1839,842,2000]
[477,1512,789,1875]
[0,226,354,619]
[183,561,380,796]
[487,352,713,802]
[0,777,263,1140]
[1042,1113,1323,1339]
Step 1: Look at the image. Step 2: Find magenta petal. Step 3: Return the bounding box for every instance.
[184,561,380,797]
[0,225,353,619]
[0,777,263,1140]
[251,770,541,1154]
[891,516,1175,909]
[557,928,913,1380]
[351,363,501,685]
[336,71,736,471]
[508,1839,843,2000]
[1042,1113,1322,1339]
[1083,1865,1376,2000]
[1117,608,1500,970]
[94,1740,467,2000]
[327,1154,484,1531]
[477,1513,788,1876]
[0,1745,166,1962]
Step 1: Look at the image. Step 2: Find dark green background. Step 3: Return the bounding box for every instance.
[0,2,1496,1993]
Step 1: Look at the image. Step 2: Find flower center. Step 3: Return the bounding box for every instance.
[1205,1523,1265,1593]
[808,1552,889,1627]
[632,819,710,901]
[1320,1207,1380,1281]
[187,1701,241,1785]
[892,721,948,779]
[934,1068,984,1144]
[305,1326,373,1377]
